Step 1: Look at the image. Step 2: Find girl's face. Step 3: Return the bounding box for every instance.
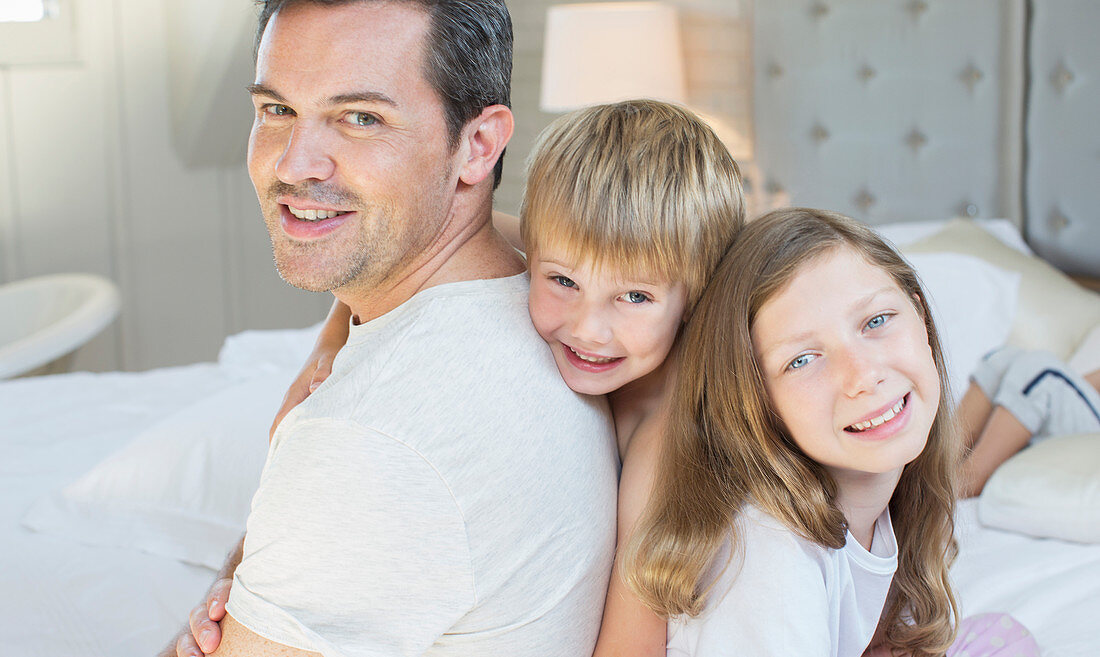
[751,247,940,483]
[527,244,688,396]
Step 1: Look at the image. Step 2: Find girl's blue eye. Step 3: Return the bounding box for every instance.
[866,313,889,330]
[788,354,814,370]
[553,275,577,289]
[623,291,649,304]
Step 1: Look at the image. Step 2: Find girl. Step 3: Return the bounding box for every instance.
[624,208,1037,656]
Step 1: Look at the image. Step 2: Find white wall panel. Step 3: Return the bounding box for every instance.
[0,70,18,284]
[5,0,121,371]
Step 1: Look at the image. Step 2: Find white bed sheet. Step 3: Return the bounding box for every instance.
[0,366,232,657]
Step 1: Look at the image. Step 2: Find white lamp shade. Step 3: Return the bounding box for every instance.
[540,2,686,112]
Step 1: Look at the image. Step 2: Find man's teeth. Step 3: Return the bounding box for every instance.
[287,206,350,221]
[569,346,615,364]
[848,397,906,432]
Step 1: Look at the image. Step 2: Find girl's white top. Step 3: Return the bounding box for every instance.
[667,504,897,657]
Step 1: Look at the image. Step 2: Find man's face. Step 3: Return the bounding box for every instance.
[248,1,460,294]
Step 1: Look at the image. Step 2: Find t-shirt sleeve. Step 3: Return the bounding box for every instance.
[684,521,832,657]
[229,419,476,657]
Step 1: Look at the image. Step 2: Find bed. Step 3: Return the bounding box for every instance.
[4,1,1100,656]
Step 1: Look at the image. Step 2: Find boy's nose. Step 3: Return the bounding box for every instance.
[275,123,337,184]
[569,306,613,346]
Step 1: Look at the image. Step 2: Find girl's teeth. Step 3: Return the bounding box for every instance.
[849,397,906,432]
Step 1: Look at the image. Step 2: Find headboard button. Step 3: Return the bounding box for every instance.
[767,62,785,79]
[811,124,830,143]
[858,65,877,83]
[855,190,876,212]
[908,0,929,19]
[906,129,928,153]
[960,202,979,218]
[960,64,984,92]
[809,3,830,20]
[1051,63,1075,93]
[1049,209,1071,233]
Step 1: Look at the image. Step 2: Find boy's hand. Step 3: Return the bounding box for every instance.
[269,352,334,440]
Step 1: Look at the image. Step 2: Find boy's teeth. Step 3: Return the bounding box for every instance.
[569,346,614,363]
[848,397,906,432]
[287,205,350,221]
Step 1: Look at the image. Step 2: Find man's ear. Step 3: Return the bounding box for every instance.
[458,104,514,186]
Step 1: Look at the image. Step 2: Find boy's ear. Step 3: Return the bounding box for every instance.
[458,104,514,186]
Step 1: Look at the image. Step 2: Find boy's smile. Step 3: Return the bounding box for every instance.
[527,246,688,397]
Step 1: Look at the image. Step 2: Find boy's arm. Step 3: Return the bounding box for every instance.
[959,406,1032,497]
[269,298,352,440]
[593,414,667,657]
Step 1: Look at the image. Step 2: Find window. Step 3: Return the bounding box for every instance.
[0,1,49,23]
[0,0,77,65]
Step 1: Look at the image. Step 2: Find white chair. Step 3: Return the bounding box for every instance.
[0,274,121,379]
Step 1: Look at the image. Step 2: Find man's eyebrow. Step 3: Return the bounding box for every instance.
[327,91,398,108]
[247,84,285,102]
[246,84,398,109]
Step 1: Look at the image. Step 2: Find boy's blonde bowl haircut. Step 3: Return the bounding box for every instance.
[520,100,744,309]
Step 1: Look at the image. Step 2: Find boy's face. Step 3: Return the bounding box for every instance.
[528,245,688,396]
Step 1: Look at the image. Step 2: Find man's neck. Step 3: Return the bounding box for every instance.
[336,206,525,324]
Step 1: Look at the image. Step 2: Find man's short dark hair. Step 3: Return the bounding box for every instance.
[255,0,512,188]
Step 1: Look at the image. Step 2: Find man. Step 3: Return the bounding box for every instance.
[168,1,618,655]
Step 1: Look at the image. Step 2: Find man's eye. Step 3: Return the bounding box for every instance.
[623,291,650,304]
[265,104,293,117]
[553,275,577,289]
[348,112,377,127]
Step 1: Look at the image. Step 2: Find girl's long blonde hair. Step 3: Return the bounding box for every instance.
[624,208,960,656]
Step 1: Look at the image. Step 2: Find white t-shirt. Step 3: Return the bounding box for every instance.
[667,505,897,657]
[226,274,619,657]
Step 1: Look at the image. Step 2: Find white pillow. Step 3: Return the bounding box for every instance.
[904,218,1100,360]
[22,373,293,568]
[902,252,1020,401]
[217,323,323,380]
[978,433,1100,543]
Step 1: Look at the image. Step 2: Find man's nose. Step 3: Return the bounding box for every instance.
[275,123,336,184]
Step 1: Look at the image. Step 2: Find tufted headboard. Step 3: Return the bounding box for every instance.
[751,0,1099,277]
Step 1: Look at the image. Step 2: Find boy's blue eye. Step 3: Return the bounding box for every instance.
[553,275,577,289]
[623,291,649,304]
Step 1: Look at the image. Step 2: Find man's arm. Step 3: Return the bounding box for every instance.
[160,536,244,657]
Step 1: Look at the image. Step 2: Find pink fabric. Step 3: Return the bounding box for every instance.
[947,613,1040,657]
